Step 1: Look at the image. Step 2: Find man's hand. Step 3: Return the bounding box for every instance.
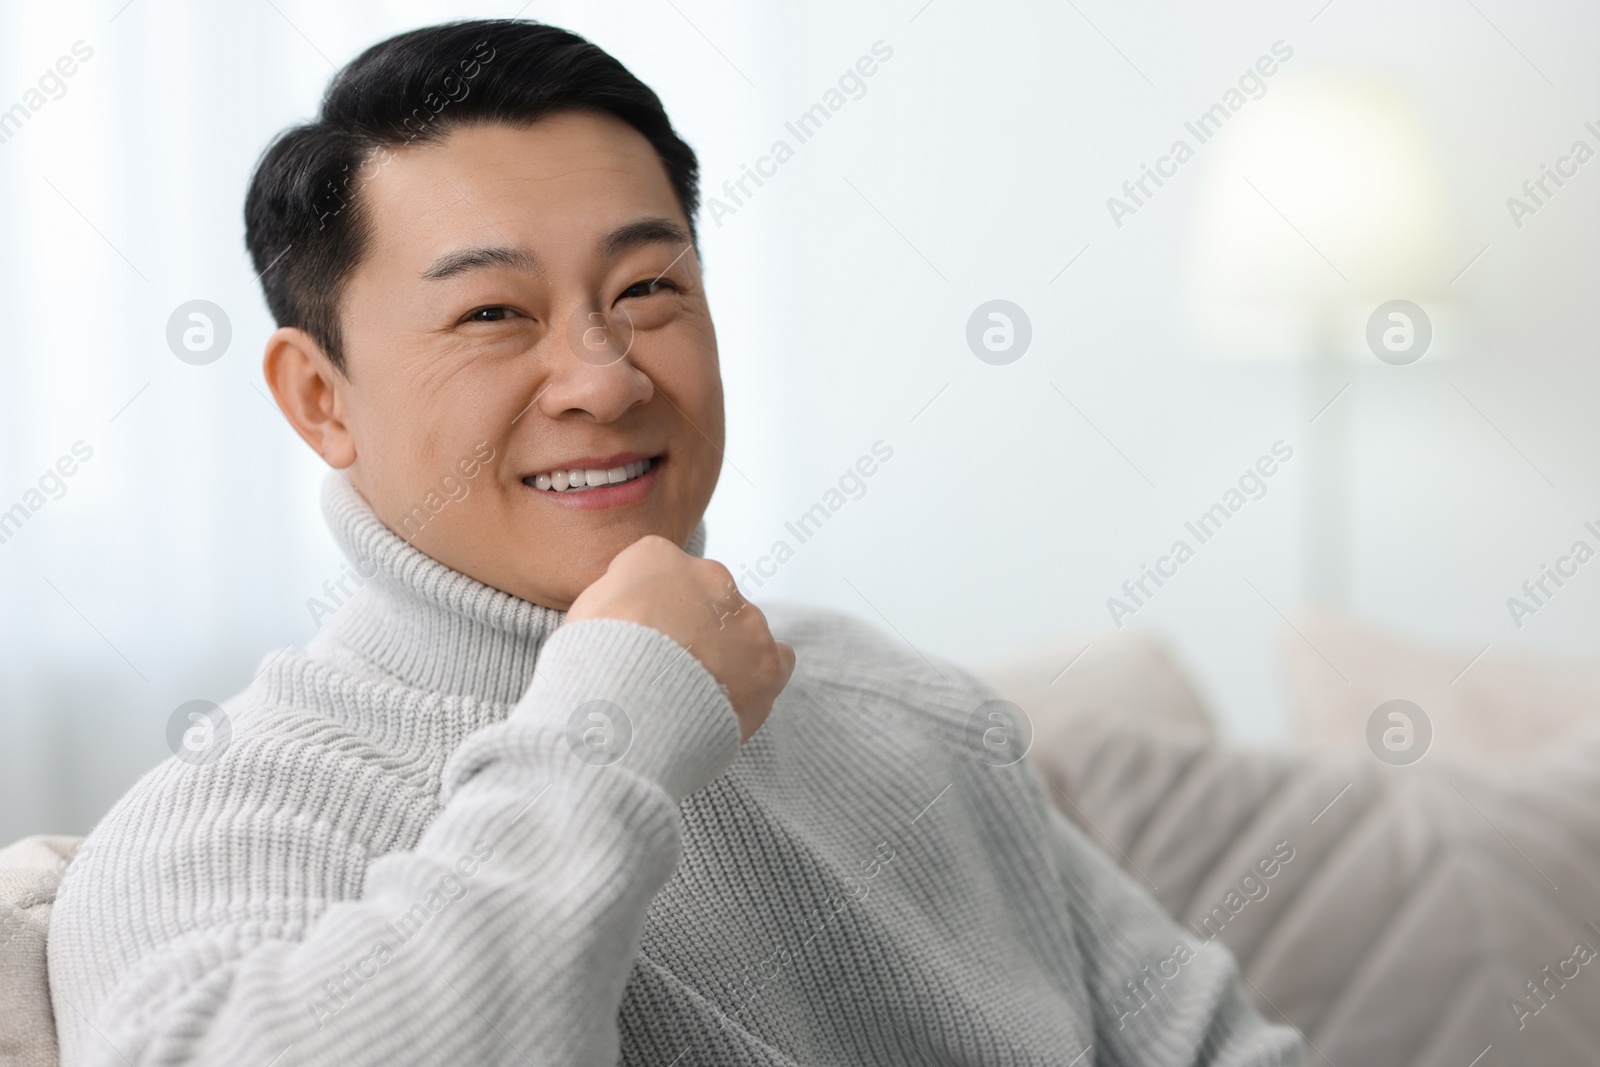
[566,535,795,740]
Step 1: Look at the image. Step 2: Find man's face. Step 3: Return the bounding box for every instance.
[331,112,724,609]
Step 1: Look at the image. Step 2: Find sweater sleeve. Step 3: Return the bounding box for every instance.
[50,618,740,1067]
[1044,800,1306,1067]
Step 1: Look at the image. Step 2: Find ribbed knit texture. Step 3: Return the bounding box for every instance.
[47,472,1303,1066]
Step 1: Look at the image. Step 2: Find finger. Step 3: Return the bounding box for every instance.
[774,640,797,685]
[625,533,684,567]
[738,600,769,633]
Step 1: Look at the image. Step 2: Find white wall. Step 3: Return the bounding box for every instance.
[2,0,1596,842]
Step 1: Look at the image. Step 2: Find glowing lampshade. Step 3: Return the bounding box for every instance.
[1186,71,1452,359]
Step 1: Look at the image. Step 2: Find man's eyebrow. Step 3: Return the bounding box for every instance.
[599,216,692,258]
[419,219,689,280]
[420,245,541,281]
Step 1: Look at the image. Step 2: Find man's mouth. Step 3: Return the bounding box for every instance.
[524,456,658,493]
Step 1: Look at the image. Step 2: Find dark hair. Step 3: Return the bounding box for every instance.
[243,19,700,373]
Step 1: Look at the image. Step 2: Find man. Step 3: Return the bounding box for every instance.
[48,20,1303,1066]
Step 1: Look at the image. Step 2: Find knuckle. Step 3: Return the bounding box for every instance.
[636,534,676,557]
[699,559,735,587]
[741,601,772,634]
[621,535,679,571]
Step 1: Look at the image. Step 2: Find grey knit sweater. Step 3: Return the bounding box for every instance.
[47,472,1303,1066]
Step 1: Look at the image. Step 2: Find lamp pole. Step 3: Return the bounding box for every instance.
[1304,309,1351,606]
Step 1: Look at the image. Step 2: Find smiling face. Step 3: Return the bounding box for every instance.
[264,112,724,609]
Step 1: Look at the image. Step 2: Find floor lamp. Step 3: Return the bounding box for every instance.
[1185,71,1451,607]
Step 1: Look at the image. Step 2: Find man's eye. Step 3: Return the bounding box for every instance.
[466,306,517,322]
[619,278,677,300]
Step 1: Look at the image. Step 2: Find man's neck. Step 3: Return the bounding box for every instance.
[303,472,567,704]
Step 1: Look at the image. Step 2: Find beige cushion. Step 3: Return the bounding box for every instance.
[1034,713,1600,1067]
[994,611,1600,1066]
[1279,605,1600,760]
[968,626,1215,747]
[0,835,80,1067]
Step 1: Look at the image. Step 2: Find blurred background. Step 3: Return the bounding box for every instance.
[1,0,1596,842]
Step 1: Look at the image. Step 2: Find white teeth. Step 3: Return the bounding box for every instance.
[530,457,653,492]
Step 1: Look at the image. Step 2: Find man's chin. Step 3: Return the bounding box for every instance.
[420,512,695,611]
[481,541,654,613]
[471,567,594,614]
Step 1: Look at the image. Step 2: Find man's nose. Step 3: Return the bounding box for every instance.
[530,305,653,423]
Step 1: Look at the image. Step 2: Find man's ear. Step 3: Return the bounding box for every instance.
[263,327,357,469]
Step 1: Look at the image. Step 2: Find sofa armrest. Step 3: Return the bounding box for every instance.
[1,835,82,1067]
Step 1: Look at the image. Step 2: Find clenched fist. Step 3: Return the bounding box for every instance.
[565,535,795,740]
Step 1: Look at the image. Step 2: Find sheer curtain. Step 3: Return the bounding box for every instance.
[0,0,795,841]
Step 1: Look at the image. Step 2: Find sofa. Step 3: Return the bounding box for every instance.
[5,609,1598,1066]
[976,610,1600,1067]
[0,836,77,1067]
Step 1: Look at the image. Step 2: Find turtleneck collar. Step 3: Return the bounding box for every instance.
[303,470,707,705]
